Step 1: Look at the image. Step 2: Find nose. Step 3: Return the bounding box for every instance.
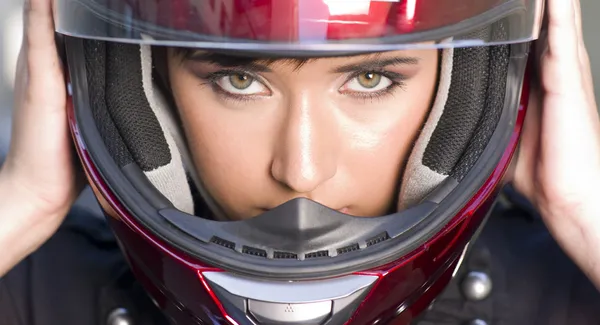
[270,92,338,194]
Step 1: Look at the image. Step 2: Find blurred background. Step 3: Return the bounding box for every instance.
[0,0,599,165]
[0,0,22,162]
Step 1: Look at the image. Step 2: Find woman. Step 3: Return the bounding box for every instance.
[1,0,599,324]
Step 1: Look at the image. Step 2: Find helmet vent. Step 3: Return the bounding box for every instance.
[337,243,360,255]
[210,236,236,250]
[273,251,298,259]
[242,246,268,258]
[366,232,390,247]
[305,250,329,259]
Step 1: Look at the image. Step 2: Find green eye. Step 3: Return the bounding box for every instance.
[229,74,254,89]
[356,72,382,89]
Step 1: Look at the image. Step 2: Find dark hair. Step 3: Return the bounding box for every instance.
[173,47,314,70]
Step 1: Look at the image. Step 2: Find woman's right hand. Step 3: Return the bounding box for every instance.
[0,0,84,276]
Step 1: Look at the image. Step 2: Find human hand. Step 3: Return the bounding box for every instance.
[514,0,600,286]
[0,0,84,276]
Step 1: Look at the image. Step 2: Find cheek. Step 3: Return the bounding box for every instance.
[183,111,273,193]
[340,73,436,214]
[340,110,427,214]
[169,69,277,210]
[342,73,436,160]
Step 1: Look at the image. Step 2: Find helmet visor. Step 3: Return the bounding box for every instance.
[54,0,543,52]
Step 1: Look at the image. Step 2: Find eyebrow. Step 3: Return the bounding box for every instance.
[184,51,420,73]
[185,51,304,72]
[186,52,273,71]
[331,56,420,73]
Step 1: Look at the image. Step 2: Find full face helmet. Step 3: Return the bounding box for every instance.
[55,0,544,324]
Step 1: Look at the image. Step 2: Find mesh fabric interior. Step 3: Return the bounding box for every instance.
[422,45,490,175]
[84,41,134,168]
[83,39,194,213]
[399,24,510,208]
[451,43,509,181]
[84,40,172,171]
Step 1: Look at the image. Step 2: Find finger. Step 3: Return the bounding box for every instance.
[571,0,590,78]
[545,0,581,93]
[546,0,579,55]
[572,0,584,44]
[23,0,59,60]
[513,80,543,203]
[21,0,63,100]
[15,0,65,119]
[572,0,597,107]
[9,0,68,177]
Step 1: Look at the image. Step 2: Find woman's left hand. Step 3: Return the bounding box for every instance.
[514,0,600,287]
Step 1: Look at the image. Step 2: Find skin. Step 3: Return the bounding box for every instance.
[0,0,599,293]
[167,49,438,220]
[513,0,600,286]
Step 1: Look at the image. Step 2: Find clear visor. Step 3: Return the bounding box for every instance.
[54,0,543,52]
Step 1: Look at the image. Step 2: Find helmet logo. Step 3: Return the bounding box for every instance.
[284,304,295,313]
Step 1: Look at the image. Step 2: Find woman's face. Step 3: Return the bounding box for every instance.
[167,49,439,220]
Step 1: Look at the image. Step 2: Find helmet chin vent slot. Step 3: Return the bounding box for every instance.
[305,250,330,259]
[160,198,437,262]
[366,232,390,247]
[210,236,236,250]
[242,246,268,258]
[337,243,360,255]
[274,251,298,259]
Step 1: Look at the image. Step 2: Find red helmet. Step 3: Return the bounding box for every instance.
[56,0,543,324]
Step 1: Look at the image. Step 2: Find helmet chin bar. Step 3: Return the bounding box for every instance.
[157,179,456,261]
[117,155,457,262]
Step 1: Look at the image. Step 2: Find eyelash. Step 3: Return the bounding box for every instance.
[344,70,407,102]
[199,69,407,103]
[199,69,267,102]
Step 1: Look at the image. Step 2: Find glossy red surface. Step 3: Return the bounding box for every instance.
[67,64,530,325]
[112,0,508,40]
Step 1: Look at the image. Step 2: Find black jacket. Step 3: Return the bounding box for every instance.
[1,188,599,325]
